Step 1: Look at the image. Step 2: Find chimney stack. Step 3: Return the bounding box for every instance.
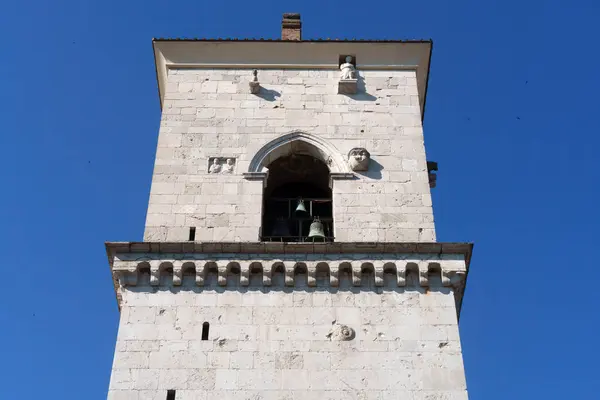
[282,13,301,40]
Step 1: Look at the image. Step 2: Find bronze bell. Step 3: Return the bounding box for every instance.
[307,216,326,241]
[295,199,309,217]
[271,217,291,237]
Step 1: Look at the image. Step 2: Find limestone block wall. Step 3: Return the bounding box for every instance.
[107,273,468,400]
[144,68,435,243]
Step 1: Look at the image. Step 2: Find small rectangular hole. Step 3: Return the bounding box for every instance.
[167,390,176,400]
[202,322,210,340]
[188,227,196,241]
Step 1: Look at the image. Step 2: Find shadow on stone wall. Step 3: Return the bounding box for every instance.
[256,88,281,101]
[125,269,453,296]
[355,158,383,180]
[341,75,377,101]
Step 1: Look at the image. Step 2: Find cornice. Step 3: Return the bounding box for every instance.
[152,40,432,118]
[105,242,473,318]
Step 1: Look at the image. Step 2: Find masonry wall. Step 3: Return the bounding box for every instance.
[144,68,435,243]
[107,273,468,400]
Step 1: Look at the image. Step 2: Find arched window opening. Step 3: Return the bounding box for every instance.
[201,322,210,340]
[261,154,333,242]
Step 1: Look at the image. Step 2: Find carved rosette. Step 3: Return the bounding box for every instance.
[327,325,356,341]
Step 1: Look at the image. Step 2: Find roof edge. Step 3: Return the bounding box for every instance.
[152,38,433,43]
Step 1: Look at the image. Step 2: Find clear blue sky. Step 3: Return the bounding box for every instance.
[1,0,599,398]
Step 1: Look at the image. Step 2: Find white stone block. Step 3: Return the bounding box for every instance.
[113,352,150,369]
[108,390,139,400]
[131,369,160,390]
[215,369,238,390]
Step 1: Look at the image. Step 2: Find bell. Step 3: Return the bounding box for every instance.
[295,199,309,217]
[307,217,326,241]
[271,217,291,237]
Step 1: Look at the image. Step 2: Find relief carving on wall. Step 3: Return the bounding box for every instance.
[347,148,370,171]
[208,157,236,174]
[327,324,355,341]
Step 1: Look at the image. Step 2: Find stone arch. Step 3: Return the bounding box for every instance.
[248,131,348,173]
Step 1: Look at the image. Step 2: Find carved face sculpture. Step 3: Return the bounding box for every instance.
[348,148,370,171]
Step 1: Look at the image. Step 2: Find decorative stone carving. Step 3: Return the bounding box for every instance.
[107,242,472,313]
[247,131,350,174]
[249,69,260,94]
[222,158,235,174]
[348,148,370,171]
[340,56,356,80]
[338,56,358,94]
[327,324,355,341]
[208,158,222,174]
[112,257,468,290]
[208,157,236,174]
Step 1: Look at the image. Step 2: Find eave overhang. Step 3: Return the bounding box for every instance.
[152,39,433,120]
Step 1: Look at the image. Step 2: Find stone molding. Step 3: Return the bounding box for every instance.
[247,131,349,174]
[106,241,472,314]
[106,241,472,257]
[113,255,466,289]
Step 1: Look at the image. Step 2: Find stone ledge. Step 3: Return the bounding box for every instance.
[105,241,473,316]
[106,241,473,257]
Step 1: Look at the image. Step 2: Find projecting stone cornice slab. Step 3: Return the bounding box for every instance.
[106,241,472,260]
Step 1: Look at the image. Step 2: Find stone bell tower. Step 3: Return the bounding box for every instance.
[106,13,473,400]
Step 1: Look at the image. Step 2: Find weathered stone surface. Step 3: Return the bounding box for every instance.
[143,67,435,243]
[108,277,469,399]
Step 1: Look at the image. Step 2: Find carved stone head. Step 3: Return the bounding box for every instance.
[348,148,370,171]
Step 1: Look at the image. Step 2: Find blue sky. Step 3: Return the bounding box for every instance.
[1,0,599,398]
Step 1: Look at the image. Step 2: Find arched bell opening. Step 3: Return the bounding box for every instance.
[261,153,333,242]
